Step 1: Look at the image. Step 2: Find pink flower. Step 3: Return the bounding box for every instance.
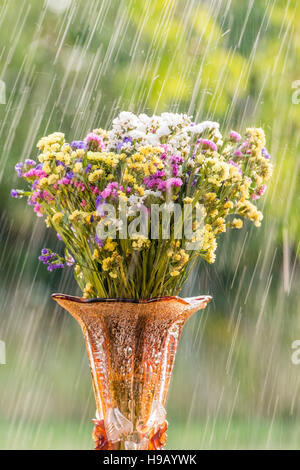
[198,139,218,152]
[165,177,183,189]
[230,130,241,141]
[259,184,266,196]
[58,177,71,185]
[24,169,46,179]
[34,204,43,217]
[101,182,119,199]
[85,133,105,151]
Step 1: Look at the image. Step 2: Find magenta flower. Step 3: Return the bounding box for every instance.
[230,130,241,142]
[259,185,266,196]
[85,133,105,152]
[165,177,183,190]
[34,204,43,217]
[24,168,47,179]
[101,182,119,199]
[198,139,218,152]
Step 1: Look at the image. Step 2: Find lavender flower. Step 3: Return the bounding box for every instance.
[71,140,88,150]
[15,163,23,177]
[11,189,20,198]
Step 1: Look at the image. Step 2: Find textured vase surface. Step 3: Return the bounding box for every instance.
[52,294,211,450]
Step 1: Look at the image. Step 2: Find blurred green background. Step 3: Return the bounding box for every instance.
[1,0,300,449]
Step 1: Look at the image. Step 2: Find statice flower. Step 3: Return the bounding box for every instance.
[12,189,20,198]
[71,140,88,150]
[15,162,23,177]
[85,133,105,152]
[11,111,273,299]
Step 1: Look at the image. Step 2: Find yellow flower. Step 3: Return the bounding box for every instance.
[224,201,233,210]
[102,257,112,271]
[170,270,180,277]
[52,212,63,224]
[205,192,216,202]
[42,162,51,174]
[48,174,59,185]
[134,185,145,196]
[230,218,243,229]
[74,162,83,173]
[109,272,117,279]
[88,169,103,183]
[123,169,136,184]
[38,177,48,187]
[132,236,150,251]
[83,282,93,298]
[104,238,117,252]
[69,210,81,222]
[74,265,81,275]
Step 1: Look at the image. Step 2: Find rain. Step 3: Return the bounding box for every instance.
[1,0,300,450]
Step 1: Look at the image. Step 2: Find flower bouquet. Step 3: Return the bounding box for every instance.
[12,112,272,449]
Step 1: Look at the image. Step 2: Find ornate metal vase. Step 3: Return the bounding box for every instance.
[52,294,211,450]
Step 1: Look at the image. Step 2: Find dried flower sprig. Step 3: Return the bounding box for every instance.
[12,112,272,299]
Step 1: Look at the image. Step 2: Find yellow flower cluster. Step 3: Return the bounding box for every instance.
[37,132,65,153]
[132,236,151,251]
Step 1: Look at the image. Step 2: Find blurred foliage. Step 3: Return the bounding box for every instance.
[1,0,300,448]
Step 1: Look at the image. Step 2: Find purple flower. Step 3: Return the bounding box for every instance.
[71,140,88,150]
[39,249,55,264]
[95,234,103,247]
[57,233,62,241]
[96,195,103,208]
[47,263,64,272]
[262,147,271,159]
[116,136,132,151]
[85,164,92,174]
[11,189,20,198]
[15,163,23,177]
[25,159,36,166]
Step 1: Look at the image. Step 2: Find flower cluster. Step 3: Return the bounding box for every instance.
[12,112,272,299]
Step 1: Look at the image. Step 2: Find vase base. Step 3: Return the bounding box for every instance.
[92,418,168,450]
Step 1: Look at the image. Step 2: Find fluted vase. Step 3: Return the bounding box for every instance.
[52,294,211,450]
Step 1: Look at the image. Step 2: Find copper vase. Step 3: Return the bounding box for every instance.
[52,294,211,450]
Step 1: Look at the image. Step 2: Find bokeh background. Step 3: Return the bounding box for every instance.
[1,0,300,449]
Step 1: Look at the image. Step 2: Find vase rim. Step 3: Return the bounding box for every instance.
[51,293,212,306]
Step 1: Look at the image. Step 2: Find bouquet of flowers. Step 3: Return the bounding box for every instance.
[12,112,272,299]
